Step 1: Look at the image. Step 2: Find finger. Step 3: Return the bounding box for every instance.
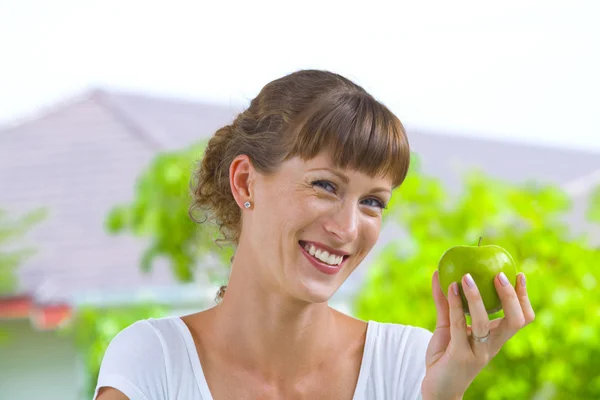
[432,270,450,329]
[462,273,491,354]
[515,273,535,324]
[426,270,452,366]
[447,281,472,355]
[494,272,526,343]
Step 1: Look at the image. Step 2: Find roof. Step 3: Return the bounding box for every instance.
[1,88,599,306]
[408,129,600,194]
[0,89,235,305]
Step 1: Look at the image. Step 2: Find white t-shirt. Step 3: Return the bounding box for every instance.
[94,316,433,400]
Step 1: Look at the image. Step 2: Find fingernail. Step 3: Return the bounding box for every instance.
[499,272,509,286]
[452,282,459,296]
[521,273,526,287]
[464,273,476,289]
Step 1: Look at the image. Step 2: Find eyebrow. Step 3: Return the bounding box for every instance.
[309,168,392,195]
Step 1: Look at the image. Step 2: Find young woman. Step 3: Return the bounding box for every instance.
[95,69,534,400]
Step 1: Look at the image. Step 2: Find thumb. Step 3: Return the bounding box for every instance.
[432,270,450,329]
[426,270,451,366]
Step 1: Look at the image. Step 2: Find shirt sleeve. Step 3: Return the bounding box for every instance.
[93,320,168,400]
[402,326,433,400]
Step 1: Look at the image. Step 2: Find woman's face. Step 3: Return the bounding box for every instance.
[243,151,393,303]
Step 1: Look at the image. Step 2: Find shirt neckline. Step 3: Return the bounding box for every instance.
[172,316,377,400]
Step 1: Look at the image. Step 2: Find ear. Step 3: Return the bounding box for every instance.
[229,154,254,208]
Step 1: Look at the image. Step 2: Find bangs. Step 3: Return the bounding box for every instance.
[286,91,410,187]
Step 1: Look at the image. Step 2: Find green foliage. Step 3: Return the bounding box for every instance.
[354,156,600,399]
[106,140,233,283]
[66,304,168,399]
[588,185,600,223]
[0,208,46,295]
[0,328,10,345]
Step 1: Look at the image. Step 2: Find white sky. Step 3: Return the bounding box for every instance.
[1,0,599,151]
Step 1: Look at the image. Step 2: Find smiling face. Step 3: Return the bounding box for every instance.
[217,73,410,303]
[241,151,393,303]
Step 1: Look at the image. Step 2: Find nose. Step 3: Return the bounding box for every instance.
[323,201,359,243]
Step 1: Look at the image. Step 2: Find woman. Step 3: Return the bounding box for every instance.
[94,69,534,399]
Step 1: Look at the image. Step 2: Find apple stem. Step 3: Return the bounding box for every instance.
[478,237,482,247]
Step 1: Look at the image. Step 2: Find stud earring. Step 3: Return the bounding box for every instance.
[244,201,251,209]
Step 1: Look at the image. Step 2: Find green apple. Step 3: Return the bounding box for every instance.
[438,237,517,315]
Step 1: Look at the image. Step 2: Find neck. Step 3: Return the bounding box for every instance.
[210,249,339,381]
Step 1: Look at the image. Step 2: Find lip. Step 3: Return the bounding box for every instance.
[299,242,348,275]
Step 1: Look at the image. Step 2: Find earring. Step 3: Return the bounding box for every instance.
[244,201,251,209]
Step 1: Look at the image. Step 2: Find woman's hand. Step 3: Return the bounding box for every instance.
[421,270,535,400]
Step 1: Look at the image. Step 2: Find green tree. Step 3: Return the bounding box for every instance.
[0,207,45,345]
[0,208,46,295]
[354,156,600,399]
[106,140,233,284]
[588,185,600,224]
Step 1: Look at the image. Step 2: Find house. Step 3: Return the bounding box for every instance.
[1,89,599,400]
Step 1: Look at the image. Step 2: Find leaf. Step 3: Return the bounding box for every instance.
[0,208,45,294]
[587,185,600,224]
[104,141,228,286]
[105,206,128,233]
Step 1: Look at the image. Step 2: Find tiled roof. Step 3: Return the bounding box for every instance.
[0,90,235,304]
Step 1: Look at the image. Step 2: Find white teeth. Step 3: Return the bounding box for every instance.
[327,253,336,265]
[302,242,345,266]
[317,251,330,263]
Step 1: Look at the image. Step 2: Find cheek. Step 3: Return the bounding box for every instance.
[361,218,382,248]
[282,195,325,232]
[254,185,310,237]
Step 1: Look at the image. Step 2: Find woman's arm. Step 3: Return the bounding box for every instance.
[95,387,129,400]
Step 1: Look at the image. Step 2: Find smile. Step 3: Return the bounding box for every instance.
[298,240,350,275]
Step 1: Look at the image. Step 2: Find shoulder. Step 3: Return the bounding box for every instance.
[100,317,181,366]
[94,317,184,400]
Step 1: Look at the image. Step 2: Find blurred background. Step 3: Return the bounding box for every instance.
[1,1,599,399]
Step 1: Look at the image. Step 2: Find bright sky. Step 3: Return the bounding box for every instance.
[1,0,599,151]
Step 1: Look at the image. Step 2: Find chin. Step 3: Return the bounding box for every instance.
[284,243,355,304]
